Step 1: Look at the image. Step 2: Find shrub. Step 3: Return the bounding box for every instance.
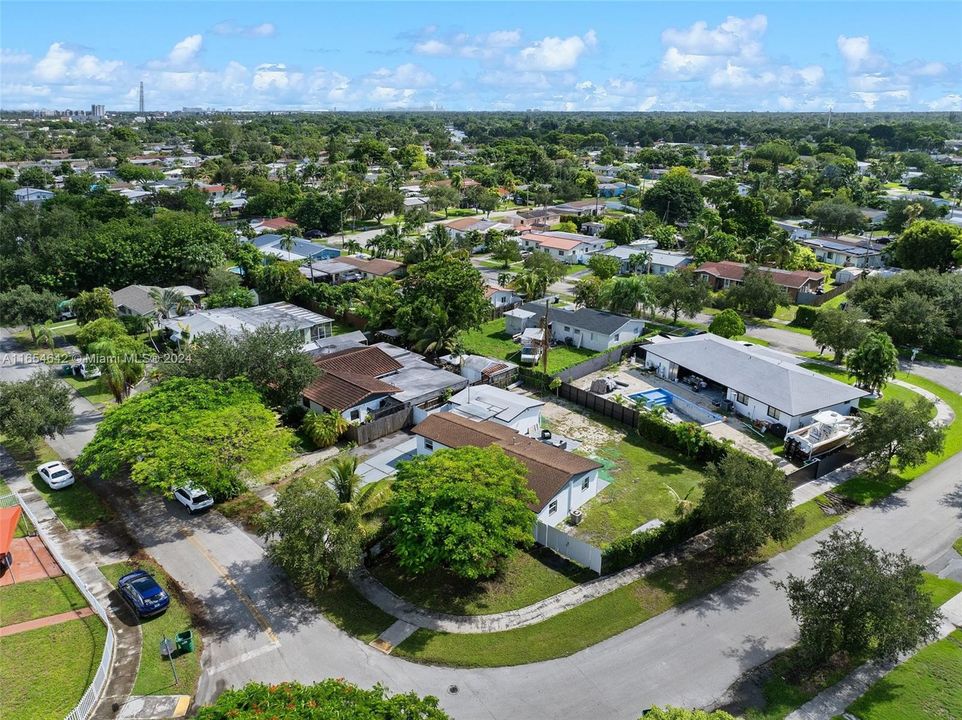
[602,508,708,573]
[75,317,128,352]
[792,305,819,328]
[301,410,349,448]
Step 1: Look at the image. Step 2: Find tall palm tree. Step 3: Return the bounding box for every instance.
[327,456,389,518]
[762,233,796,268]
[413,306,462,357]
[89,337,145,402]
[601,275,654,317]
[663,484,696,517]
[149,287,190,319]
[278,231,297,261]
[343,237,363,256]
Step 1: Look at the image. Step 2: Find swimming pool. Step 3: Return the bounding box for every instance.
[628,388,673,408]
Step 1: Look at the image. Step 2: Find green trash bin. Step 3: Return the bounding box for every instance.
[175,630,194,653]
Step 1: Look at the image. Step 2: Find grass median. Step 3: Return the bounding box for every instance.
[0,576,87,627]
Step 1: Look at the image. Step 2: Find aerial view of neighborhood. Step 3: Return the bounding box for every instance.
[1,2,962,719]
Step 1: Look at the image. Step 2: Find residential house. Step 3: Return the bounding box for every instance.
[441,354,519,386]
[251,217,298,234]
[160,302,333,348]
[444,217,517,244]
[505,301,645,352]
[694,261,824,303]
[14,187,54,204]
[111,284,205,318]
[517,208,562,228]
[643,334,867,431]
[299,259,365,284]
[248,234,340,263]
[647,250,693,276]
[520,231,606,264]
[796,236,884,269]
[484,283,523,309]
[335,255,406,279]
[411,412,602,526]
[445,385,544,435]
[301,342,467,425]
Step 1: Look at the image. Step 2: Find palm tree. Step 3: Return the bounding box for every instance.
[382,224,407,259]
[413,306,462,357]
[278,231,297,261]
[149,287,190,319]
[601,275,654,316]
[762,233,796,268]
[385,162,407,190]
[510,269,546,300]
[89,337,145,402]
[343,237,363,256]
[627,250,652,275]
[35,321,57,349]
[327,456,389,535]
[663,484,696,517]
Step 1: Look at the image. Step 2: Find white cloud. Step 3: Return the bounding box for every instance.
[33,42,123,83]
[366,63,434,88]
[852,89,910,109]
[927,93,962,110]
[1,49,32,65]
[252,63,301,91]
[148,34,203,69]
[662,15,766,56]
[212,21,276,38]
[414,39,451,56]
[513,31,596,72]
[837,35,886,72]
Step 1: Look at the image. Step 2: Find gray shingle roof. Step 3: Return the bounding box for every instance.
[645,335,868,416]
[519,302,640,336]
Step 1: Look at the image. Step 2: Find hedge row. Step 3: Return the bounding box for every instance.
[601,508,708,574]
[791,305,819,328]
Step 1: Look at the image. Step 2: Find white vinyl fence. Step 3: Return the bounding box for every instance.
[534,520,603,574]
[11,494,115,720]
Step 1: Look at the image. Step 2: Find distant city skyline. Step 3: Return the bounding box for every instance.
[2,1,960,113]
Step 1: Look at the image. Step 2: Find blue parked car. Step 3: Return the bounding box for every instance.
[118,569,170,618]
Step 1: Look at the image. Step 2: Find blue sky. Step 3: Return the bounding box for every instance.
[2,2,960,112]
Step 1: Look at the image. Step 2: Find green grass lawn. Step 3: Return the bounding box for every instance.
[845,630,962,720]
[62,374,115,406]
[99,560,202,696]
[392,497,843,667]
[217,492,270,534]
[369,547,593,616]
[13,320,81,351]
[30,472,112,530]
[744,572,961,720]
[0,576,87,627]
[954,536,962,556]
[820,292,848,310]
[564,263,589,275]
[314,579,396,644]
[461,318,599,374]
[330,320,357,336]
[573,436,707,547]
[0,615,106,720]
[772,305,798,323]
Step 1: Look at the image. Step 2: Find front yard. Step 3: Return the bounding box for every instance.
[572,436,707,547]
[369,546,594,616]
[461,318,599,374]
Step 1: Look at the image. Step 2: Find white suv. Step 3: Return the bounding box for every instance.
[173,486,214,514]
[37,461,75,490]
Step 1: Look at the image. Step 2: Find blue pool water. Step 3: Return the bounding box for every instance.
[628,388,673,407]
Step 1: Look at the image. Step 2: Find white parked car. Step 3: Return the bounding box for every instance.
[37,461,75,490]
[173,486,214,514]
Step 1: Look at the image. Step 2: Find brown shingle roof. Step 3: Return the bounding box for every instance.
[303,346,404,411]
[411,413,601,511]
[337,255,405,277]
[695,261,823,289]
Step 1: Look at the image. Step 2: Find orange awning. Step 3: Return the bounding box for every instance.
[0,506,22,556]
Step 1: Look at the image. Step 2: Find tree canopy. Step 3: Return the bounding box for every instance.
[0,371,73,447]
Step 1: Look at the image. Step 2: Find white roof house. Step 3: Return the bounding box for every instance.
[643,334,868,431]
[446,385,544,435]
[161,302,333,350]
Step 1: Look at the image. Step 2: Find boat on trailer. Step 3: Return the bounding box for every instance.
[783,410,860,461]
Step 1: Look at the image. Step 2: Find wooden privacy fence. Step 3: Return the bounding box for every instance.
[557,382,640,429]
[344,407,413,445]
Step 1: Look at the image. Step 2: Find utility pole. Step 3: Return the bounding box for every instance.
[139,81,145,114]
[540,300,550,376]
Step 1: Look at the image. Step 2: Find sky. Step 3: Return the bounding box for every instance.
[1,1,960,113]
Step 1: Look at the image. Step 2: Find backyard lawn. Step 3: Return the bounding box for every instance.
[845,630,962,720]
[100,560,202,696]
[0,576,87,627]
[62,374,115,406]
[369,546,593,615]
[0,615,106,720]
[573,436,707,547]
[461,318,598,374]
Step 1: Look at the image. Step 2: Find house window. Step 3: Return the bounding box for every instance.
[581,477,590,491]
[424,439,434,451]
[350,409,360,420]
[574,328,581,334]
[735,391,748,405]
[548,500,558,515]
[564,325,570,332]
[767,406,781,420]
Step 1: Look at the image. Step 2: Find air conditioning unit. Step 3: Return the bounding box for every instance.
[569,509,584,526]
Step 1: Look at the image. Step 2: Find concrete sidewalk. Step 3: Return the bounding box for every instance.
[0,607,95,637]
[0,449,142,720]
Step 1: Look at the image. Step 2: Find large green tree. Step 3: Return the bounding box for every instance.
[724,266,788,319]
[856,397,945,474]
[395,255,487,347]
[71,287,117,325]
[846,331,899,395]
[893,220,962,271]
[701,453,798,559]
[262,475,364,594]
[809,198,864,238]
[641,167,704,225]
[0,285,61,341]
[650,271,710,323]
[811,307,870,363]
[388,445,537,579]
[76,377,294,499]
[159,325,319,409]
[779,529,941,667]
[708,308,745,339]
[0,371,73,447]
